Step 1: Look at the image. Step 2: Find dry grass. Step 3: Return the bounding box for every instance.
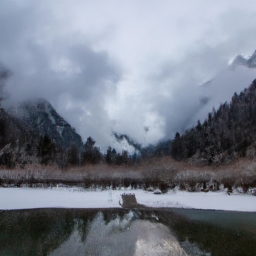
[1,156,256,190]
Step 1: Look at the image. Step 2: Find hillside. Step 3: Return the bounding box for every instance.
[0,99,104,168]
[7,99,83,150]
[185,51,256,132]
[171,79,256,165]
[0,107,38,167]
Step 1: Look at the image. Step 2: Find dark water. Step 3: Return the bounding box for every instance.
[0,208,256,256]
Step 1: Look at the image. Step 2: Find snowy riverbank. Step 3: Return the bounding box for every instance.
[0,187,255,212]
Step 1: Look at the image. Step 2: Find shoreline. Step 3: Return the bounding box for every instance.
[1,206,255,214]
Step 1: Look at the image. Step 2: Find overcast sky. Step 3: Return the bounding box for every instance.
[1,0,256,151]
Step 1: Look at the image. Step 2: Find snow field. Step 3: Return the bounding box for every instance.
[0,187,255,212]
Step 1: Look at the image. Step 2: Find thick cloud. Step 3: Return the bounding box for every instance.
[1,0,256,150]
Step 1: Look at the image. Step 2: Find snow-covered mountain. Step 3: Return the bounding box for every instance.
[231,50,256,68]
[6,98,83,150]
[188,50,256,128]
[112,132,141,153]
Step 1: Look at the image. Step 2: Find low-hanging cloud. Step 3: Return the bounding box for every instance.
[1,0,256,151]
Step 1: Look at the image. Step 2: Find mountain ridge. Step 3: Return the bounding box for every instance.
[231,50,256,68]
[6,98,84,151]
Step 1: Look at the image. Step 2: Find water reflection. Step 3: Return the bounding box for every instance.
[50,211,186,256]
[84,212,186,256]
[0,208,255,256]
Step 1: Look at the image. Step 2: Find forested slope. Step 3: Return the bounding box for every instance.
[171,79,256,164]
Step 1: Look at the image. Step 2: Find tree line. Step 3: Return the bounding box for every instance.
[171,79,256,164]
[36,135,140,167]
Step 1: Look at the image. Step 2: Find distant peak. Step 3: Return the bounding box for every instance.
[230,55,247,66]
[247,50,256,67]
[230,50,256,68]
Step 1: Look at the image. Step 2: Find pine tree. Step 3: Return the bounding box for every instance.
[37,135,56,165]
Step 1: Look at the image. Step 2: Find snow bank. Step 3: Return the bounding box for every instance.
[0,187,255,212]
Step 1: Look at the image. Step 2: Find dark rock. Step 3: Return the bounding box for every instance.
[153,189,161,195]
[120,193,146,209]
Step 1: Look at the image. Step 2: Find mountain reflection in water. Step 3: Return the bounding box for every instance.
[0,208,255,256]
[50,212,186,256]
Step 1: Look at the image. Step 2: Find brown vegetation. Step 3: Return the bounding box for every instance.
[1,155,256,194]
